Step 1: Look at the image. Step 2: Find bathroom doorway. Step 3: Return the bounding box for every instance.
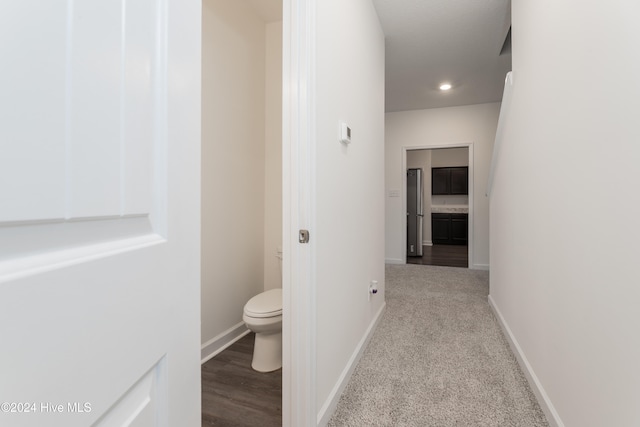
[201,0,284,424]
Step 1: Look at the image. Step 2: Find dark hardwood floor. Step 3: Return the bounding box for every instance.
[202,333,282,427]
[406,244,468,268]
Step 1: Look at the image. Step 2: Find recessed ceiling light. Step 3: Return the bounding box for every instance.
[439,83,452,91]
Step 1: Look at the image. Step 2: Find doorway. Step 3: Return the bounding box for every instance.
[403,145,473,268]
[201,0,284,425]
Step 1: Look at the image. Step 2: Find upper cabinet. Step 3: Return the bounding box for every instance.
[432,167,468,195]
[432,168,450,194]
[450,167,468,194]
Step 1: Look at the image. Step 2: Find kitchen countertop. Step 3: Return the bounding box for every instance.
[431,205,469,214]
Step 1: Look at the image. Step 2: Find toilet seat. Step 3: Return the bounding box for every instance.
[244,289,282,318]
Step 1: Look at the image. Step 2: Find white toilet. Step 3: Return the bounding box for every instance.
[243,288,282,372]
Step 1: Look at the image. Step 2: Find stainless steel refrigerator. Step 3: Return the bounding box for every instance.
[407,168,423,256]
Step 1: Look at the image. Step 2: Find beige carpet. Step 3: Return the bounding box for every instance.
[328,264,548,427]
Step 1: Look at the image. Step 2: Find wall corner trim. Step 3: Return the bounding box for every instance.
[316,302,386,426]
[488,295,564,427]
[200,322,250,364]
[486,71,513,197]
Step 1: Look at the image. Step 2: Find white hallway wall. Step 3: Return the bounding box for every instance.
[489,0,640,426]
[431,147,468,167]
[385,103,500,268]
[315,0,386,422]
[201,0,282,358]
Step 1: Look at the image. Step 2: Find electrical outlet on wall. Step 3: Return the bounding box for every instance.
[368,280,378,301]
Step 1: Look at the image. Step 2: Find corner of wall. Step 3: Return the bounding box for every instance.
[201,322,250,364]
[201,0,269,351]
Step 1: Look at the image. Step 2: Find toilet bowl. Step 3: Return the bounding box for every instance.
[243,288,282,372]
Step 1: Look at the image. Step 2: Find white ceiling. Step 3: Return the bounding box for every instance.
[244,0,511,112]
[372,0,512,112]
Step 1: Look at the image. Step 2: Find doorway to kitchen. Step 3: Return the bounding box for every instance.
[404,145,472,268]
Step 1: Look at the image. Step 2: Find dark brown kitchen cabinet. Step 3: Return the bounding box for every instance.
[431,213,450,243]
[432,213,468,245]
[432,168,450,195]
[432,167,468,195]
[450,168,468,194]
[450,214,468,244]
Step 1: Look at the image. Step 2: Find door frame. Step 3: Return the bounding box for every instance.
[402,143,474,268]
[282,0,316,425]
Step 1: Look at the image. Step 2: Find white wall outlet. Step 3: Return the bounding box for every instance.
[368,280,378,301]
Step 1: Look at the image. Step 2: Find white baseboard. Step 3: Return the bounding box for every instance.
[488,295,563,427]
[423,240,433,246]
[472,263,490,271]
[316,302,387,426]
[385,258,404,265]
[201,321,250,364]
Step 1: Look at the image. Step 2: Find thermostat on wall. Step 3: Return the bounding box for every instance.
[339,121,351,144]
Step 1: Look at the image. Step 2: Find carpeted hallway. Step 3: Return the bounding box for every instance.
[328,264,548,426]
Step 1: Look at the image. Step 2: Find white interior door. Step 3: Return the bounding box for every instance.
[0,2,201,426]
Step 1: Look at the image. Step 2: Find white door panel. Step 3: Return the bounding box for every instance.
[1,1,156,223]
[0,2,68,223]
[0,1,200,426]
[67,0,123,218]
